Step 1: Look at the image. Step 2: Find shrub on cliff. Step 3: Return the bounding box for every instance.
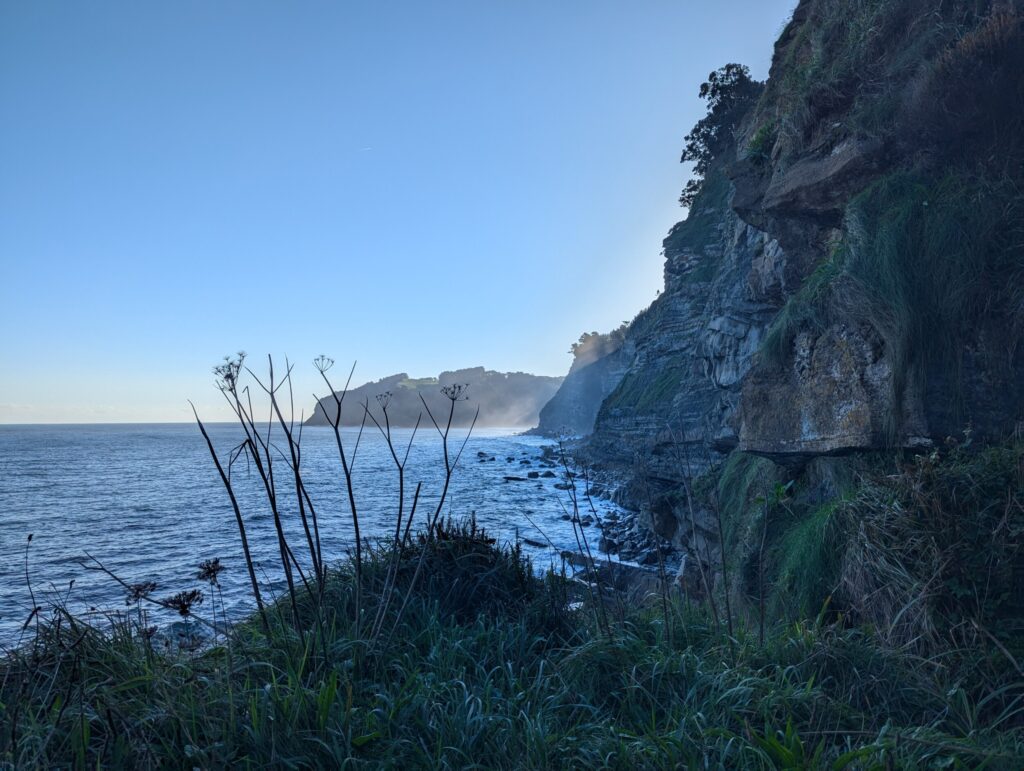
[678,63,762,207]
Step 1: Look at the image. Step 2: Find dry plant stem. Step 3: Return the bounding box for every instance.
[316,361,365,638]
[402,482,423,547]
[250,357,323,585]
[666,428,721,636]
[520,510,560,552]
[383,396,478,650]
[577,462,617,636]
[556,495,605,625]
[190,403,269,635]
[419,394,478,535]
[22,536,39,637]
[219,376,303,636]
[631,461,674,648]
[682,437,731,645]
[289,364,324,574]
[366,402,421,641]
[972,619,1024,678]
[758,483,770,647]
[375,477,424,636]
[699,440,735,643]
[557,445,611,640]
[79,554,217,633]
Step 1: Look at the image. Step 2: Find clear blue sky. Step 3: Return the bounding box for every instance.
[1,0,795,423]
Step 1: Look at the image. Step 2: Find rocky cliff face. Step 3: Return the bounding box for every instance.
[729,0,1024,458]
[585,168,781,503]
[560,0,1024,559]
[534,330,633,436]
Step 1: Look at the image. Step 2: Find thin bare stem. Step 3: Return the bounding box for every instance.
[190,402,269,635]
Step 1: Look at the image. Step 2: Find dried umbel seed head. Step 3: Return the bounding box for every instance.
[125,581,158,605]
[376,391,393,410]
[441,383,469,402]
[313,354,335,373]
[197,558,225,587]
[165,589,204,617]
[213,352,246,392]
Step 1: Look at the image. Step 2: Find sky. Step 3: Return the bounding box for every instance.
[0,0,797,423]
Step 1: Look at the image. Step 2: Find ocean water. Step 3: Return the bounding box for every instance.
[0,423,616,643]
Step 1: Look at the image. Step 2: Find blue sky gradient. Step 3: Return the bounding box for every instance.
[1,1,796,422]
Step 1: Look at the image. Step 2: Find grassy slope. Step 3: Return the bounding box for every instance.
[3,505,1024,769]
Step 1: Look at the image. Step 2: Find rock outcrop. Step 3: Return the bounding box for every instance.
[533,331,633,437]
[728,0,1024,457]
[544,0,1024,559]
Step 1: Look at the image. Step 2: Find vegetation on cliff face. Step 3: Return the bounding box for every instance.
[760,168,1024,440]
[747,2,1024,412]
[709,438,1024,656]
[678,64,763,207]
[574,4,1024,762]
[752,0,1024,160]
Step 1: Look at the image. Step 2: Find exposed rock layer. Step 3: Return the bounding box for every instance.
[549,0,1024,556]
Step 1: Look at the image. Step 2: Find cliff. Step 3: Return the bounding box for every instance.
[554,0,1024,612]
[729,0,1024,457]
[306,368,563,428]
[533,329,632,436]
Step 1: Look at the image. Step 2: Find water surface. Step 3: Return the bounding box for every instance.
[0,423,615,643]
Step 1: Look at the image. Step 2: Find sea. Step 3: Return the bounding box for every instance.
[0,423,619,644]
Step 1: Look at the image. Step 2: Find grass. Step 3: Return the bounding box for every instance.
[702,437,1024,658]
[758,246,841,368]
[666,166,732,261]
[3,515,1024,769]
[756,0,988,153]
[745,121,777,165]
[716,452,779,556]
[771,499,844,619]
[602,366,683,414]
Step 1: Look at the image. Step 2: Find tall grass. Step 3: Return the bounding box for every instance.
[3,524,1024,768]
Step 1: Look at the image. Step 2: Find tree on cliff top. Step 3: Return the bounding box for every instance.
[679,63,762,207]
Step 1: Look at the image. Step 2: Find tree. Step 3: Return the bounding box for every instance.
[679,64,762,207]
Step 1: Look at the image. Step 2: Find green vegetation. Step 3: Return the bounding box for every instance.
[762,0,990,149]
[771,499,845,619]
[679,64,762,207]
[745,121,777,165]
[716,452,779,555]
[759,251,841,368]
[602,365,682,414]
[757,168,1024,441]
[665,166,732,266]
[843,170,1024,439]
[4,509,1024,769]
[712,439,1024,658]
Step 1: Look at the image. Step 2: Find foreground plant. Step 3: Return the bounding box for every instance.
[3,522,1023,768]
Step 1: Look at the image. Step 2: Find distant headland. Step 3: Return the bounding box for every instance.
[305,367,563,428]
